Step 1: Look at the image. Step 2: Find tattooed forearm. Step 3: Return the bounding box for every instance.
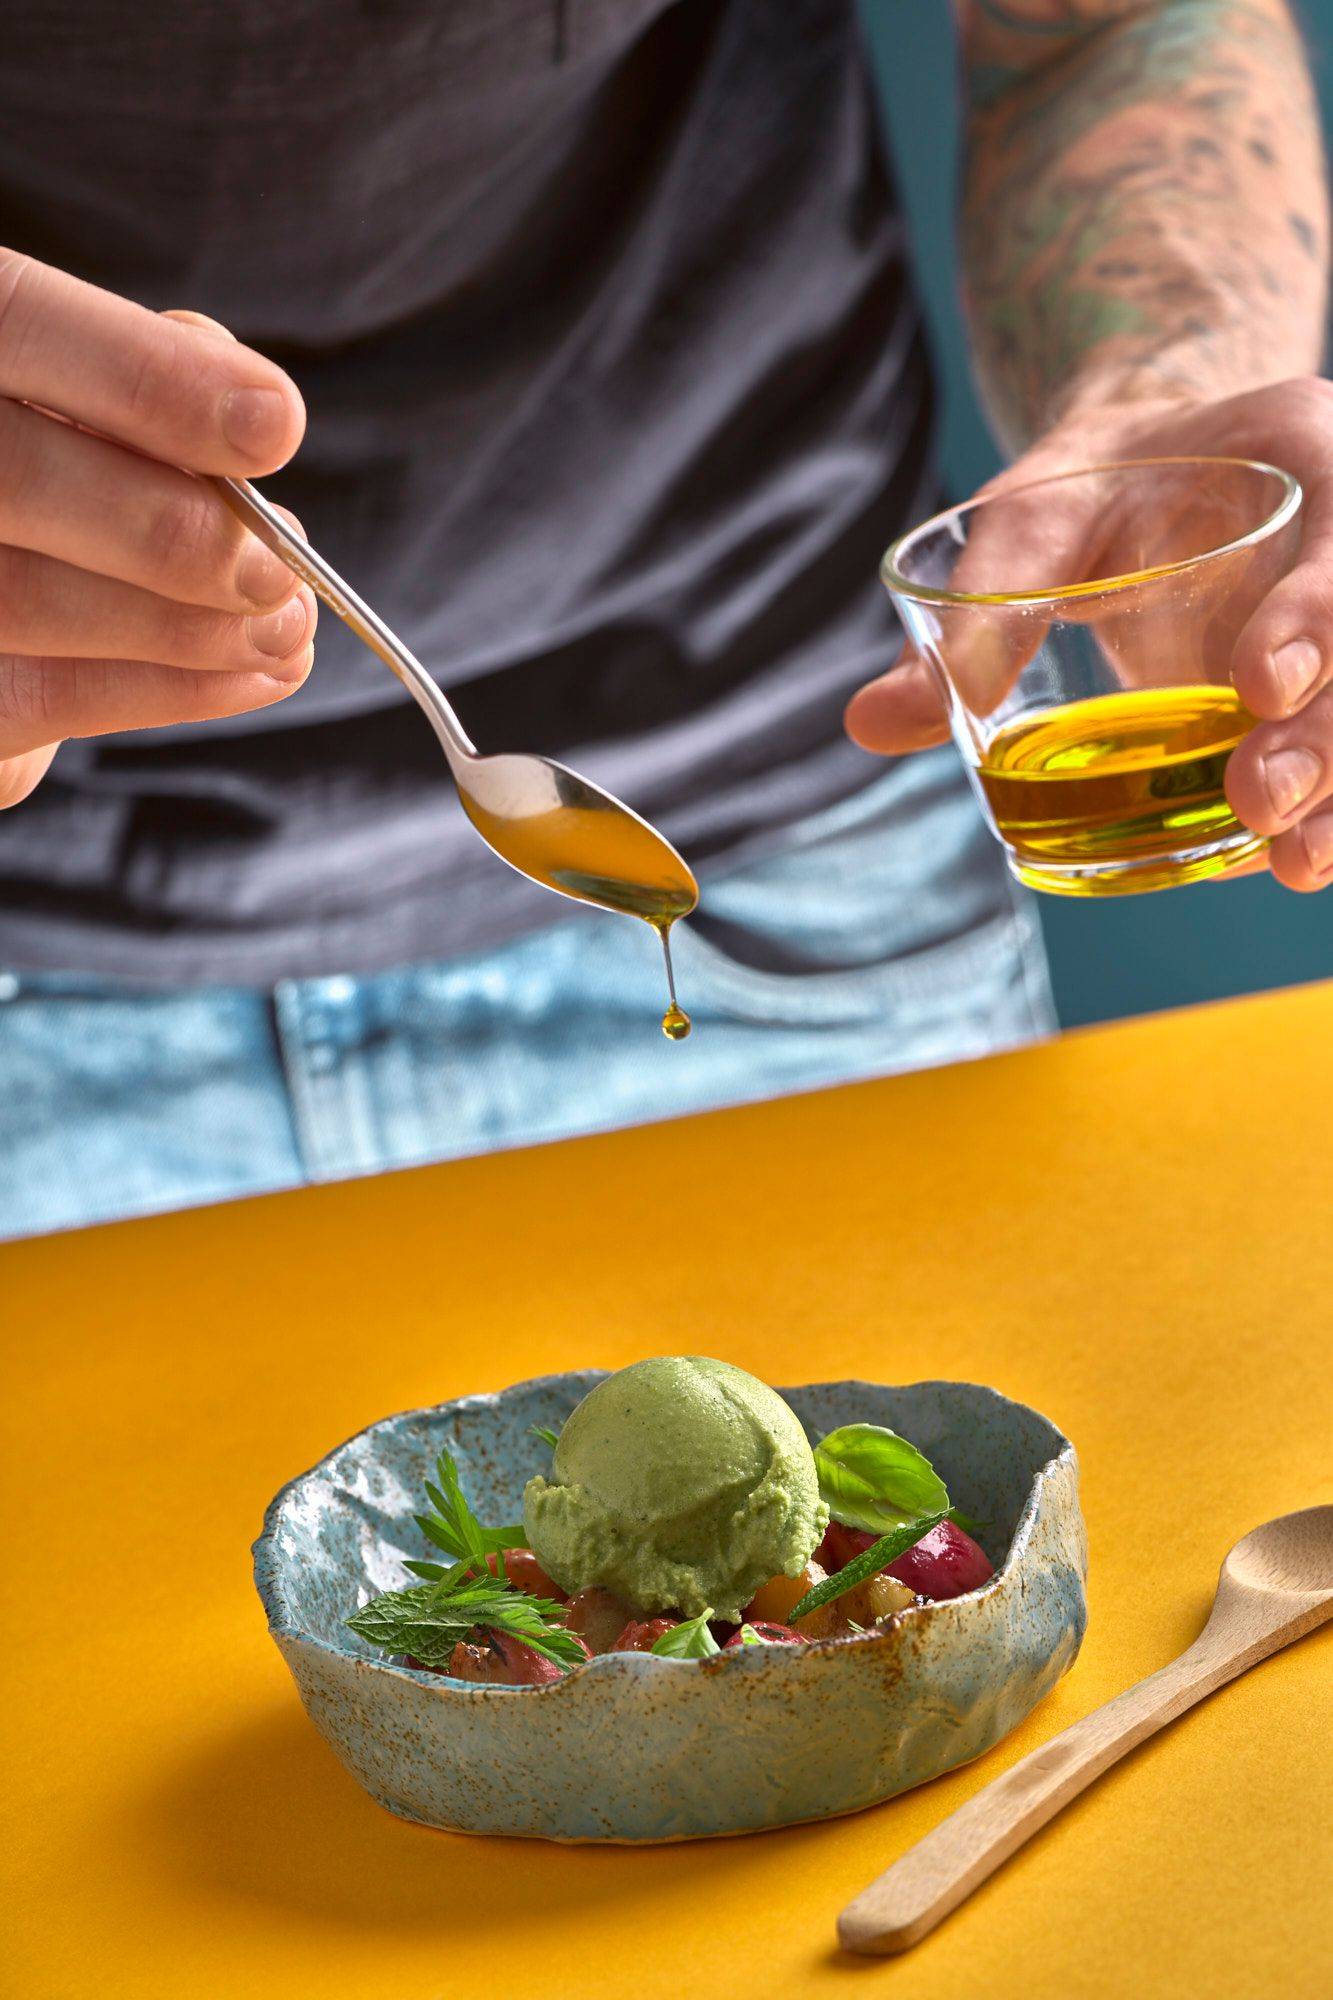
[958,0,1330,449]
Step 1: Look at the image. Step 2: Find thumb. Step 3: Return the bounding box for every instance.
[845,651,950,754]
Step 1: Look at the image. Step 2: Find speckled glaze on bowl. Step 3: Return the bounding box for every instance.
[253,1375,1087,1843]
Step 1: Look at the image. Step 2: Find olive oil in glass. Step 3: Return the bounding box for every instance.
[976,685,1267,895]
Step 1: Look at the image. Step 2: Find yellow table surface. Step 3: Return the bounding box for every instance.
[5,981,1333,2000]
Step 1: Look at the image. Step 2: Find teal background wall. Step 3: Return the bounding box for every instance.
[863,2,1332,1026]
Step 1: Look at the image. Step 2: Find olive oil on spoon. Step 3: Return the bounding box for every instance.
[218,478,697,1039]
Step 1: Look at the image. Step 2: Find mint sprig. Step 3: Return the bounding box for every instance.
[347,1569,585,1671]
[346,1445,581,1672]
[787,1510,949,1623]
[412,1448,525,1565]
[649,1608,720,1658]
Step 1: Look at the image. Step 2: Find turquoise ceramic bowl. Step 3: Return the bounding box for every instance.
[254,1374,1087,1842]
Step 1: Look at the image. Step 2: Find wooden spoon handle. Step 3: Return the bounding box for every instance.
[838,1622,1287,1956]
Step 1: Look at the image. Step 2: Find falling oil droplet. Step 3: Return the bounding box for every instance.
[662,1002,691,1040]
[658,925,691,1040]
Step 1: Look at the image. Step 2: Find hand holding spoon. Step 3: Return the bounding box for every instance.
[217,477,698,1038]
[839,1505,1333,1955]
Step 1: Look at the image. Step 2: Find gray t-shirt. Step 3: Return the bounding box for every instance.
[0,0,938,982]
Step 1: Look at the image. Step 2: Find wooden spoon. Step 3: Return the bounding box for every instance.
[839,1505,1333,1956]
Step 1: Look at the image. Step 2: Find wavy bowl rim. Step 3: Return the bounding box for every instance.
[252,1371,1078,1698]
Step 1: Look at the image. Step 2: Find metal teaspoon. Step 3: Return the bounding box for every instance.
[217,477,699,1033]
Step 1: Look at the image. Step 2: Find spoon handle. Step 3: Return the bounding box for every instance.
[838,1614,1306,1956]
[215,477,477,763]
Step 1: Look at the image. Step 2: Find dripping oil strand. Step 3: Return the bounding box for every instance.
[657,923,691,1041]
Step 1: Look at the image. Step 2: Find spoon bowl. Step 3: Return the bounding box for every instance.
[1217,1503,1333,1607]
[457,754,699,924]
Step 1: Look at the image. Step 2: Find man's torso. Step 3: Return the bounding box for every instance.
[0,0,941,979]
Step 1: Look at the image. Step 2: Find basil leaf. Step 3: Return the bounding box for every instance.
[787,1510,949,1622]
[649,1609,721,1658]
[733,1622,795,1648]
[814,1424,950,1534]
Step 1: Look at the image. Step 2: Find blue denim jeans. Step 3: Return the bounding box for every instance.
[0,753,1054,1239]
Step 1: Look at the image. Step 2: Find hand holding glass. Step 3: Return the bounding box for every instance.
[881,457,1302,896]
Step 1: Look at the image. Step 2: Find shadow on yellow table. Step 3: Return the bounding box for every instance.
[136,1699,827,1931]
[4,982,1332,2000]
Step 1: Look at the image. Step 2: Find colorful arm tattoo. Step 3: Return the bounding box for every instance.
[957,0,1330,447]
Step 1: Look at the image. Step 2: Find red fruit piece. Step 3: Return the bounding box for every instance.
[446,1630,589,1685]
[816,1522,878,1571]
[613,1617,679,1652]
[446,1641,498,1681]
[559,1586,636,1655]
[493,1636,567,1685]
[723,1622,804,1649]
[886,1520,993,1601]
[489,1548,566,1600]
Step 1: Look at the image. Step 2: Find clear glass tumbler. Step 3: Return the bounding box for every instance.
[881,456,1302,896]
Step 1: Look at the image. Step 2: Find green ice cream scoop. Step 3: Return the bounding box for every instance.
[523,1356,827,1621]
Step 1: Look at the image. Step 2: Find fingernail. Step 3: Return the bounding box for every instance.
[1271,639,1322,710]
[1302,812,1333,878]
[237,536,294,606]
[220,385,292,458]
[248,595,309,658]
[1262,745,1323,819]
[263,643,314,687]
